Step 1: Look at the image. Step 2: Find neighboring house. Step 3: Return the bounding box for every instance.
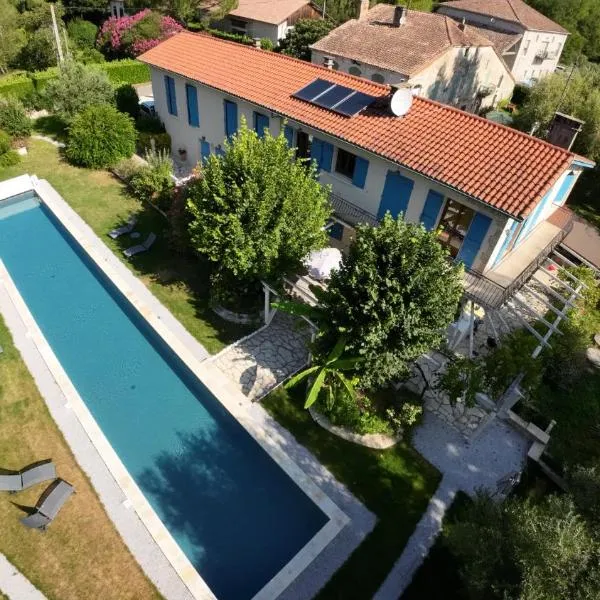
[108,0,126,18]
[438,0,569,85]
[221,0,321,43]
[138,32,593,307]
[310,4,514,112]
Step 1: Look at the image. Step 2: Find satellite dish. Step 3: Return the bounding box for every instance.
[390,88,413,117]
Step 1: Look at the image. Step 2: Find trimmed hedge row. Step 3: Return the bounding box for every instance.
[0,60,151,99]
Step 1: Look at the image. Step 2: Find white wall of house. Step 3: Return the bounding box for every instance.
[312,45,514,111]
[150,66,582,273]
[224,16,288,42]
[437,6,567,83]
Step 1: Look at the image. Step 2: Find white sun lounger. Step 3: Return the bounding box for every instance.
[21,479,74,531]
[108,215,137,239]
[123,232,156,258]
[0,462,56,493]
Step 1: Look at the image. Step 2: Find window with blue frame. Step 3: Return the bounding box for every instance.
[165,75,177,116]
[334,148,369,188]
[224,100,238,139]
[185,84,199,127]
[253,112,269,138]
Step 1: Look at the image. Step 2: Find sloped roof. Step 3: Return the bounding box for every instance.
[228,0,311,25]
[139,31,589,219]
[311,5,495,77]
[439,0,568,34]
[467,24,522,52]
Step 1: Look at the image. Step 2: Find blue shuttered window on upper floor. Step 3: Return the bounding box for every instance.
[377,170,414,220]
[216,146,226,158]
[311,137,333,172]
[284,125,295,147]
[224,100,238,139]
[351,156,369,189]
[185,84,199,127]
[456,213,492,269]
[200,139,211,164]
[420,190,444,231]
[165,75,177,116]
[254,112,270,138]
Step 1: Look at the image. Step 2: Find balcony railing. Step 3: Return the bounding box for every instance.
[328,194,574,310]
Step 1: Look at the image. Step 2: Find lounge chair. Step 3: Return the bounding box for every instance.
[108,215,137,239]
[21,479,74,531]
[0,462,56,493]
[123,232,156,258]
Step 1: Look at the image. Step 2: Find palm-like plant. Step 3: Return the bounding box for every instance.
[285,336,361,409]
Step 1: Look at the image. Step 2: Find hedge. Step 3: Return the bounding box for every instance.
[0,60,151,100]
[185,23,254,46]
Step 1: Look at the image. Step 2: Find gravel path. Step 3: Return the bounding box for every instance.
[0,554,47,600]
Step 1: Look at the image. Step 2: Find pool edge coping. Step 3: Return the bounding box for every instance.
[0,175,351,600]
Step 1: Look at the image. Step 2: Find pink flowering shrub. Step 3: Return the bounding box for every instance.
[97,10,183,58]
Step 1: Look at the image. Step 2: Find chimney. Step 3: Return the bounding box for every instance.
[459,17,466,31]
[393,5,407,27]
[358,0,369,20]
[323,56,335,70]
[253,37,261,48]
[547,112,585,151]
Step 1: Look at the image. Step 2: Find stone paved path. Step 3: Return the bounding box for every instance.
[0,554,47,600]
[212,312,312,401]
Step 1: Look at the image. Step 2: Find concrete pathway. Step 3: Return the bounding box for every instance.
[374,411,529,599]
[0,554,47,600]
[212,312,312,401]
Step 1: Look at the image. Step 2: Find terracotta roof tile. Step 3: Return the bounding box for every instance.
[229,0,311,25]
[439,0,568,34]
[463,23,522,52]
[139,32,582,219]
[311,5,494,77]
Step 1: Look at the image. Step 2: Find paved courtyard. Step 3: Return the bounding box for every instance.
[212,312,313,401]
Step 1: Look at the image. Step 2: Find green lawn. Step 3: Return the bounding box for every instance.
[262,387,441,599]
[0,139,250,353]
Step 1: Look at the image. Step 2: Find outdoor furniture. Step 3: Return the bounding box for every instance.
[21,479,74,531]
[0,462,56,493]
[123,232,156,258]
[108,215,137,239]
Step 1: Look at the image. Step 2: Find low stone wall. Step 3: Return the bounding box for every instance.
[212,305,263,325]
[308,407,400,449]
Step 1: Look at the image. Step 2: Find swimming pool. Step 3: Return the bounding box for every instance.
[0,189,329,599]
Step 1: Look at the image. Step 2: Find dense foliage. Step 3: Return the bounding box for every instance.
[97,9,183,58]
[0,97,32,138]
[0,0,27,74]
[44,61,114,121]
[129,148,174,210]
[66,104,136,168]
[0,129,20,166]
[67,18,98,49]
[186,121,330,300]
[279,19,334,61]
[115,83,140,119]
[316,214,463,390]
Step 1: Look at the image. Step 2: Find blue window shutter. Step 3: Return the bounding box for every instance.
[165,75,177,116]
[311,137,323,169]
[420,190,444,231]
[253,112,270,138]
[200,140,210,164]
[224,100,238,139]
[352,156,369,189]
[284,125,294,147]
[456,213,492,269]
[185,84,199,127]
[377,171,414,220]
[321,141,333,172]
[552,172,576,206]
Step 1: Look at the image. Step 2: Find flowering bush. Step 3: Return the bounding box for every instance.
[97,10,183,58]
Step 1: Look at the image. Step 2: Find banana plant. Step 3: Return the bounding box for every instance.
[285,336,362,409]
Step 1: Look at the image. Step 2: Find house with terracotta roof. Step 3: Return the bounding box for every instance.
[221,0,321,43]
[438,0,569,84]
[311,4,515,112]
[138,32,593,308]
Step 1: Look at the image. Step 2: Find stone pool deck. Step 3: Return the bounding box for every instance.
[0,554,47,600]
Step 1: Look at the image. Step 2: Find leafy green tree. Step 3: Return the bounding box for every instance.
[0,97,32,138]
[44,61,114,121]
[279,19,333,61]
[17,28,56,71]
[115,83,140,119]
[0,0,26,73]
[317,213,463,389]
[66,103,136,168]
[67,18,98,49]
[285,337,361,409]
[186,120,330,299]
[18,0,64,32]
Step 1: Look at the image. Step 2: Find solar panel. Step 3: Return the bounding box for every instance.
[292,78,377,117]
[293,78,334,102]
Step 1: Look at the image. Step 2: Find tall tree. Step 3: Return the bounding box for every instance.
[0,0,26,73]
[279,19,333,61]
[316,214,463,389]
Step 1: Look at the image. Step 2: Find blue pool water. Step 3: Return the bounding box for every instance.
[0,191,328,599]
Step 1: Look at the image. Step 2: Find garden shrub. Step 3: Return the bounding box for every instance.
[76,47,106,64]
[0,130,12,154]
[67,18,98,49]
[0,73,34,99]
[206,28,254,45]
[0,150,21,167]
[0,97,32,138]
[324,391,393,435]
[129,148,174,210]
[137,131,171,154]
[30,67,60,93]
[17,29,57,71]
[115,84,140,119]
[112,157,143,182]
[66,104,136,168]
[260,38,274,51]
[99,59,151,84]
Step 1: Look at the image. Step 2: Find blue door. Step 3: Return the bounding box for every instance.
[420,190,444,230]
[200,140,210,164]
[377,171,414,220]
[254,112,270,138]
[224,100,238,139]
[456,213,492,269]
[284,125,295,147]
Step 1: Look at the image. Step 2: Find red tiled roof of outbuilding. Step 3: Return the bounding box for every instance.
[139,31,590,219]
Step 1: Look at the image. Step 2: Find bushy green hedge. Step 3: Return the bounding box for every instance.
[98,60,151,85]
[0,73,34,98]
[185,23,255,46]
[30,67,60,92]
